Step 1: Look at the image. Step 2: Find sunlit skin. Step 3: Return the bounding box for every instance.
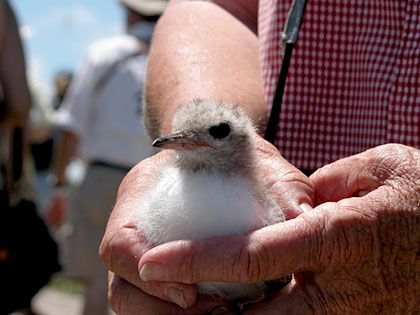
[99,1,420,314]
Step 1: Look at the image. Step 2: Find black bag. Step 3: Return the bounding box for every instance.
[0,128,61,314]
[0,198,61,314]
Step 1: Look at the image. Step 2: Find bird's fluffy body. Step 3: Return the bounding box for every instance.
[137,100,285,300]
[144,166,268,244]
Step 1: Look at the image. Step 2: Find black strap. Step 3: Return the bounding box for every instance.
[264,44,295,144]
[93,51,143,92]
[264,0,309,144]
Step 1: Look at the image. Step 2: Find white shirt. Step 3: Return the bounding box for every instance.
[54,34,154,167]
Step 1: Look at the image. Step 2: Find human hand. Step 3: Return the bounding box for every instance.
[100,152,236,314]
[99,135,314,314]
[137,144,420,314]
[45,188,68,230]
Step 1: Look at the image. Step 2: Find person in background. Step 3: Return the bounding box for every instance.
[0,0,31,217]
[0,0,30,201]
[0,0,30,128]
[27,74,56,215]
[0,1,58,314]
[99,0,420,314]
[28,70,73,216]
[46,0,167,314]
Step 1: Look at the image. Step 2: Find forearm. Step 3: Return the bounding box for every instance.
[52,130,78,186]
[144,0,265,140]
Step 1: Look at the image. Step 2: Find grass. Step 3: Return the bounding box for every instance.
[47,276,86,295]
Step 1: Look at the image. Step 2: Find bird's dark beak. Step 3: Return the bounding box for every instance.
[152,132,215,151]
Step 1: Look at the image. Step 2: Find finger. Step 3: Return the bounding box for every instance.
[138,190,386,286]
[108,272,234,315]
[138,209,330,284]
[101,221,198,308]
[255,136,314,219]
[102,142,314,303]
[99,154,199,307]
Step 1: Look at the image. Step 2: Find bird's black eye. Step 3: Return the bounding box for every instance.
[209,123,231,139]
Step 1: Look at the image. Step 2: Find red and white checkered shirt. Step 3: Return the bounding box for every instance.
[259,0,420,170]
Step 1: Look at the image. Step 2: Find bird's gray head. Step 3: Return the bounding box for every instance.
[152,100,257,174]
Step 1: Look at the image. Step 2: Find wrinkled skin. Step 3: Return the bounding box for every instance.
[100,135,313,313]
[100,142,420,314]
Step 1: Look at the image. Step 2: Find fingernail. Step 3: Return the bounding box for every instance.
[208,306,229,314]
[140,262,167,281]
[165,287,188,309]
[139,263,152,281]
[300,202,313,212]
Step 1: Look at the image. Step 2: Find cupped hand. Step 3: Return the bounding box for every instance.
[99,152,212,313]
[138,144,420,314]
[99,135,314,314]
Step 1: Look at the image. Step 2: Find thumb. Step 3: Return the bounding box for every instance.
[309,144,414,204]
[137,210,328,284]
[311,157,379,204]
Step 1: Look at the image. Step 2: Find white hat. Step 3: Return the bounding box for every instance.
[120,0,168,16]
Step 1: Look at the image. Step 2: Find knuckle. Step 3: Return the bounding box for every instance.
[369,144,420,184]
[100,225,143,275]
[236,240,271,283]
[179,240,200,284]
[99,230,115,270]
[300,213,326,269]
[234,244,251,283]
[318,202,376,269]
[99,227,132,273]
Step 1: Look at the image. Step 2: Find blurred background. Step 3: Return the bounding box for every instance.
[11,0,123,100]
[7,1,125,314]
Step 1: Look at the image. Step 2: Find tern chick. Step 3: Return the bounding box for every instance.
[138,99,285,301]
